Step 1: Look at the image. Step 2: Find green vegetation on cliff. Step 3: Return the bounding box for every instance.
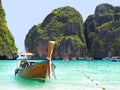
[0,3,17,59]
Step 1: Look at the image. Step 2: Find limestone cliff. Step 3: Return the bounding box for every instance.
[84,3,120,59]
[0,1,17,59]
[25,6,87,59]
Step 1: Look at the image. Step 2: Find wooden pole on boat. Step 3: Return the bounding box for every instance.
[47,41,55,78]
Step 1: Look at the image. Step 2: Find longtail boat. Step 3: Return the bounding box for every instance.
[15,41,56,81]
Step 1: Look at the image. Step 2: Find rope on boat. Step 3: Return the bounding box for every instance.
[81,72,106,90]
[52,63,57,80]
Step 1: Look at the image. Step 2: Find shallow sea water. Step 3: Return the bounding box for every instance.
[0,60,120,90]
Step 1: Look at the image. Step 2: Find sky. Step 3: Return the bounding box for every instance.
[1,0,120,53]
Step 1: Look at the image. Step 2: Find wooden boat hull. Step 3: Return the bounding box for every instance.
[15,41,56,81]
[17,61,48,80]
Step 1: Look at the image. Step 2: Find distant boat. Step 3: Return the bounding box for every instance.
[63,58,69,61]
[109,56,120,62]
[71,57,77,60]
[15,41,56,81]
[85,57,94,61]
[102,57,110,60]
[88,57,94,61]
[78,57,84,60]
[103,56,120,62]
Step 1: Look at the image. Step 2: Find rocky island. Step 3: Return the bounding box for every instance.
[25,6,87,60]
[25,3,120,60]
[0,1,17,59]
[84,3,120,59]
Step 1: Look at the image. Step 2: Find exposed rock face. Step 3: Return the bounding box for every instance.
[84,3,120,59]
[25,6,87,60]
[0,1,17,59]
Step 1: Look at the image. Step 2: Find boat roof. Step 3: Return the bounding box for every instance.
[20,52,34,56]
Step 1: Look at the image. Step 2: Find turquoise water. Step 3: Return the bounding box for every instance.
[0,60,120,90]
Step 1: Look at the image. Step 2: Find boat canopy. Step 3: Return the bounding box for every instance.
[20,52,34,56]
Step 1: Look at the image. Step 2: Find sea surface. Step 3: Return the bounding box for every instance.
[0,60,120,90]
